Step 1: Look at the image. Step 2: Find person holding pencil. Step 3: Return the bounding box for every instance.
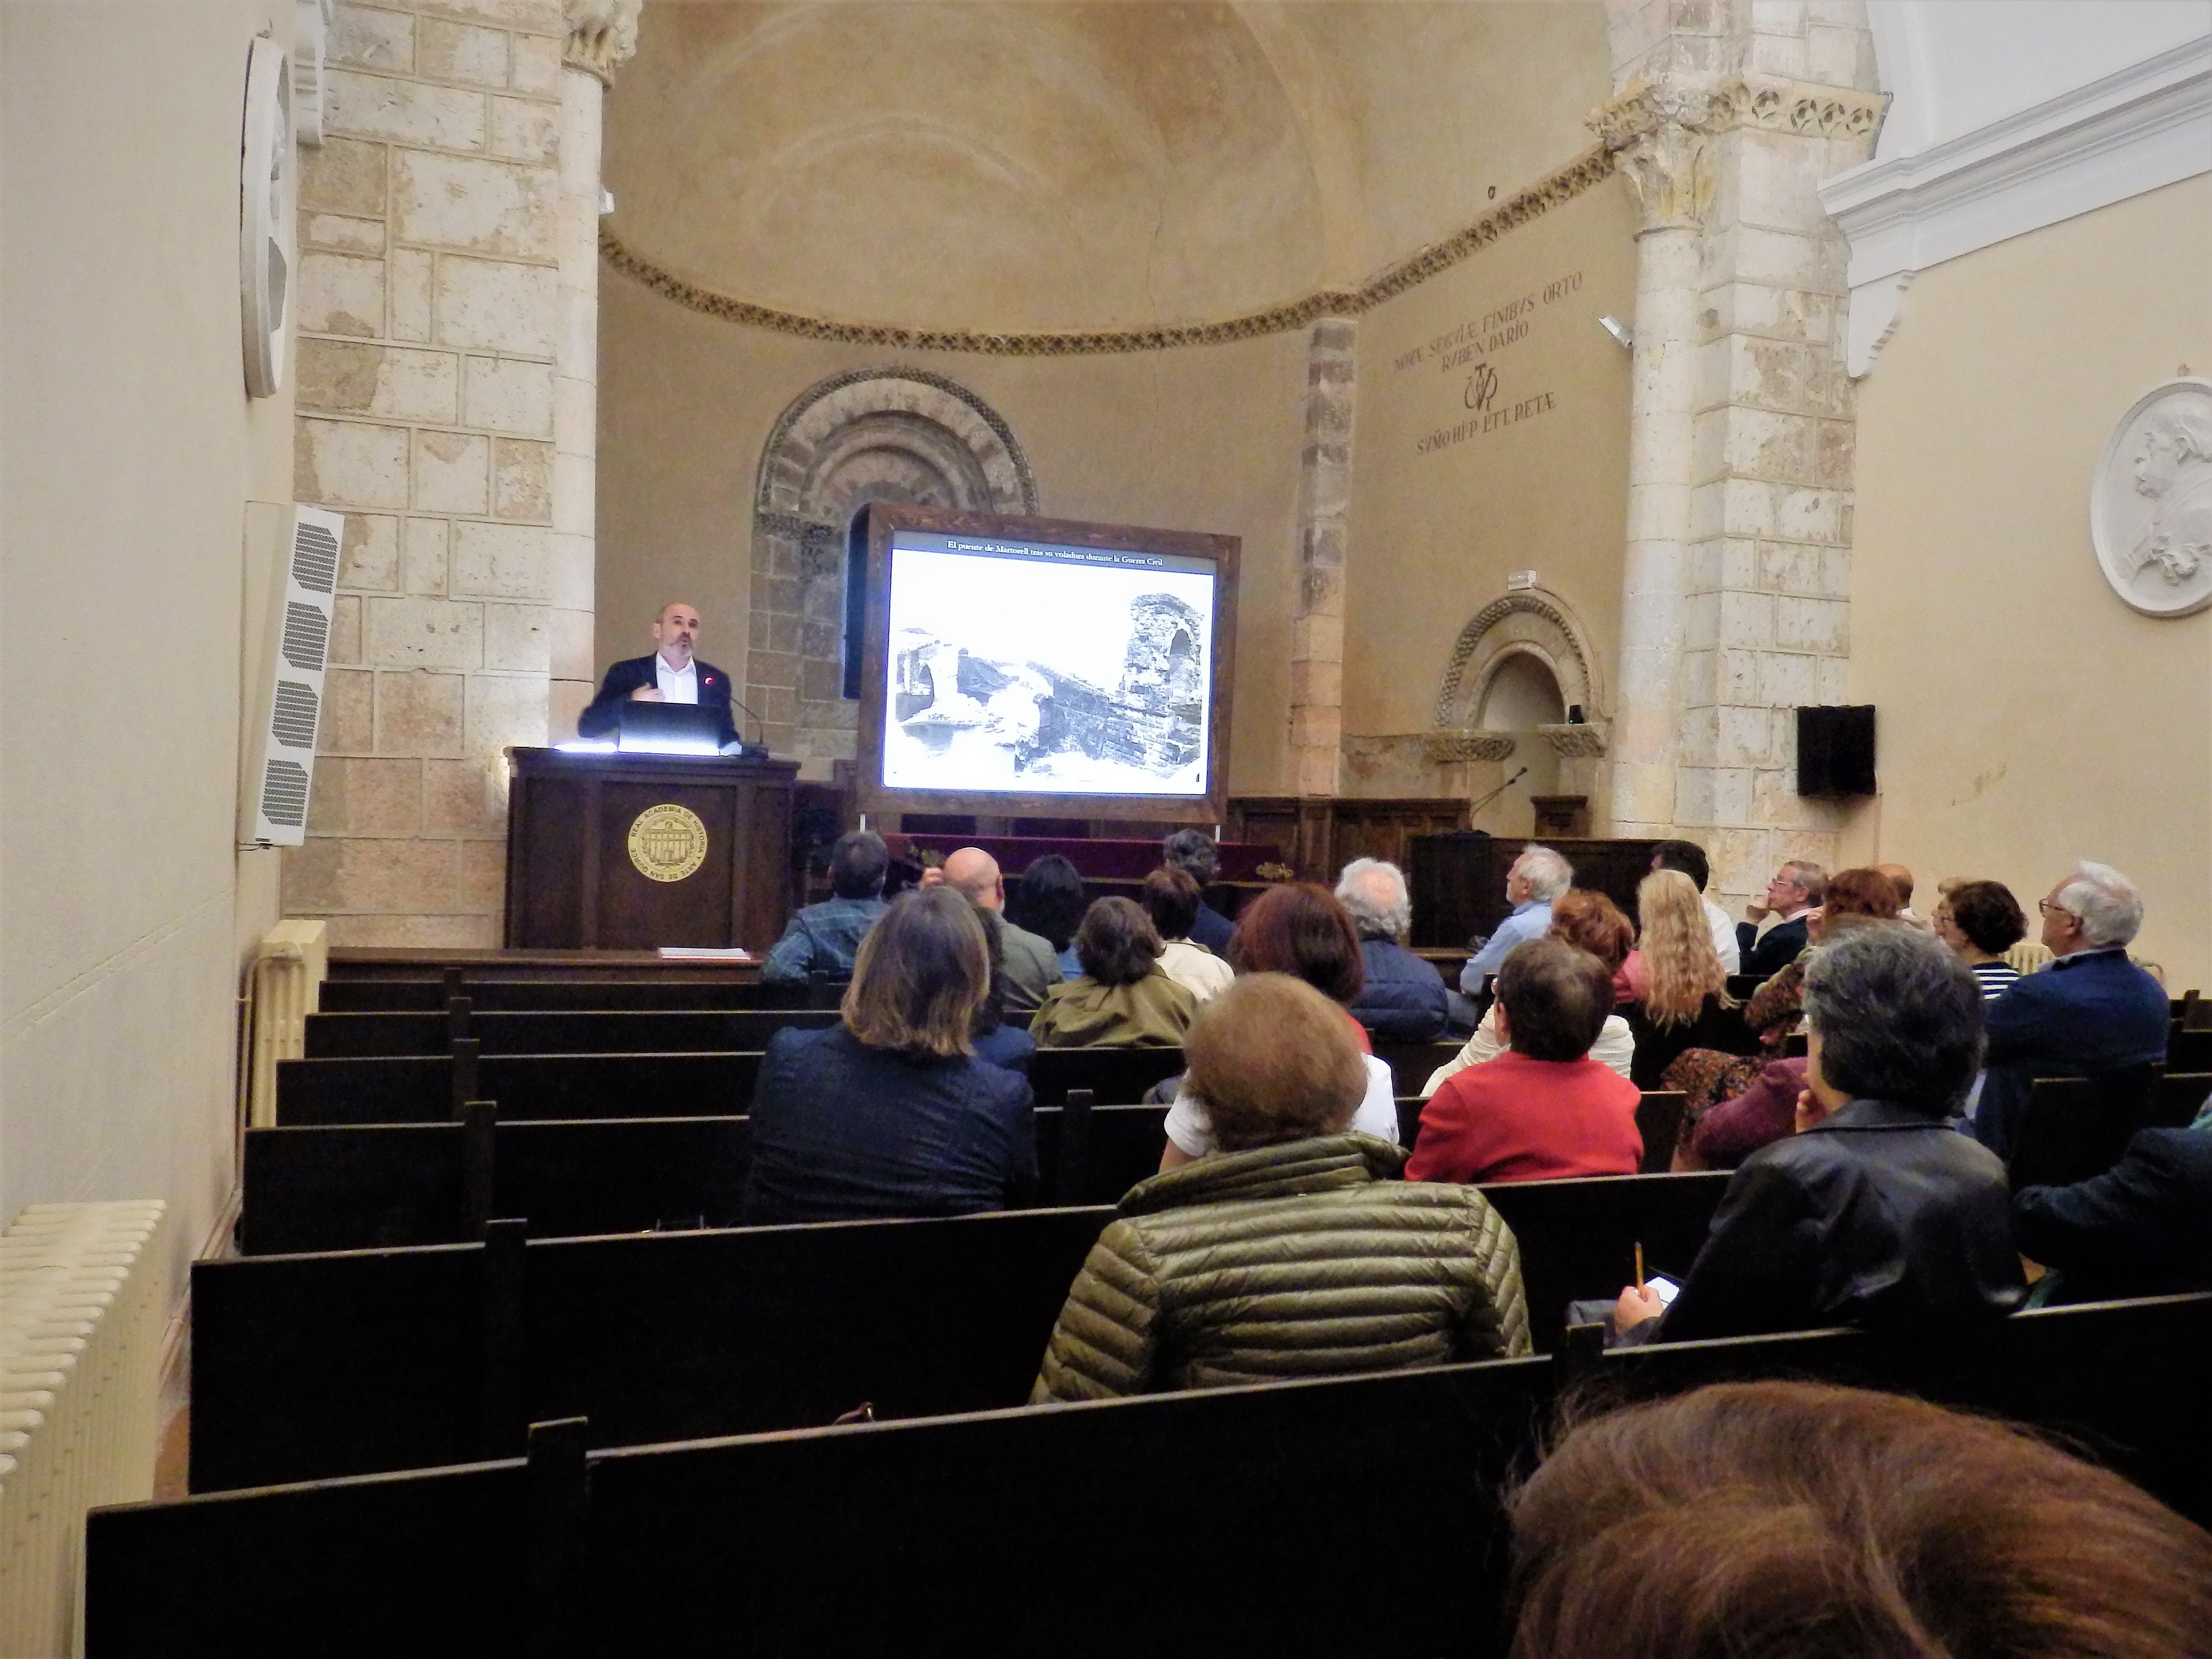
[1612,927,2022,1345]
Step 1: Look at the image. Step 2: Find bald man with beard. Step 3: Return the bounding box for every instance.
[577,600,740,746]
[935,846,1063,1014]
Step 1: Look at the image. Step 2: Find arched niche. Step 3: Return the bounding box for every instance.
[1429,588,1608,833]
[750,370,1036,770]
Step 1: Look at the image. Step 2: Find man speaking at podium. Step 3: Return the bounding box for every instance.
[577,600,741,746]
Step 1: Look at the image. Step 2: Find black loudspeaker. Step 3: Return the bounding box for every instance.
[1796,705,1876,797]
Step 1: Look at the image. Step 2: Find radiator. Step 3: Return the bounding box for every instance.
[0,1201,168,1659]
[245,918,328,1130]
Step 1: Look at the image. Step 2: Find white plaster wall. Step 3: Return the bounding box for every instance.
[1,1,295,1315]
[1869,0,2211,158]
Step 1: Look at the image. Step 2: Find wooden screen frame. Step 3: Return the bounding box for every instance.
[854,504,1240,824]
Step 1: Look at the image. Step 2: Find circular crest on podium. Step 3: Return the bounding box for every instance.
[627,804,708,882]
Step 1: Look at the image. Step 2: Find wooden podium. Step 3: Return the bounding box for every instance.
[502,747,799,951]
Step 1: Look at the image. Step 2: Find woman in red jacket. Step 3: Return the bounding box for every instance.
[1407,937,1643,1185]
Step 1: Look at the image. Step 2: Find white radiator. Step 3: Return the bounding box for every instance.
[0,1201,168,1659]
[245,918,328,1130]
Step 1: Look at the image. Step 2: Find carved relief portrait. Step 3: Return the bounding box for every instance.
[2092,379,2212,617]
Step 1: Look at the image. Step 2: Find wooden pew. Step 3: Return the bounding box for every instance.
[90,1293,2212,1658]
[1370,1040,1468,1097]
[2008,1066,2191,1190]
[319,976,810,1013]
[190,1167,1728,1490]
[276,1050,765,1126]
[304,1007,840,1058]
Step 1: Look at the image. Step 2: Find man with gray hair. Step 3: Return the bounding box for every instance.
[1972,860,2171,1161]
[1336,857,1453,1042]
[1460,845,1574,996]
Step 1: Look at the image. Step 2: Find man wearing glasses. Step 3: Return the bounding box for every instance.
[1972,862,2170,1159]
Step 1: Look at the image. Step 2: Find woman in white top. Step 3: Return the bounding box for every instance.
[1141,867,1236,1006]
[1425,889,1639,1094]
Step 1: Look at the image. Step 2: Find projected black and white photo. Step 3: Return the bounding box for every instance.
[881,538,1216,796]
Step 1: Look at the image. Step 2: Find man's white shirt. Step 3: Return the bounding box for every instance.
[655,655,699,703]
[1704,897,1741,974]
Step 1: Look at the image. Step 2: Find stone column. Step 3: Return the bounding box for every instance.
[549,0,637,739]
[289,0,576,946]
[1288,315,1358,798]
[1596,0,1884,918]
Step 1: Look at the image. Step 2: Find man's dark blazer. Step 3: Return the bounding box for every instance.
[577,655,740,745]
[1972,946,2172,1161]
[1737,914,1810,979]
[2013,1125,2212,1302]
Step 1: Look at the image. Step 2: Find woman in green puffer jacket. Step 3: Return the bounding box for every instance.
[1031,972,1532,1403]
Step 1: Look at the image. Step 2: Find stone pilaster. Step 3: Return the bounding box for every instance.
[1289,316,1357,797]
[1597,0,1885,919]
[288,0,572,946]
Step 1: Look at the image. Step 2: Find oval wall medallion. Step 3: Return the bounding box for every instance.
[627,804,708,883]
[2090,378,2212,617]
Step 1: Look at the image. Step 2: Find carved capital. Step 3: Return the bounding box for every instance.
[1539,721,1610,759]
[1425,732,1517,764]
[1716,76,1888,148]
[564,0,640,84]
[1589,77,1724,231]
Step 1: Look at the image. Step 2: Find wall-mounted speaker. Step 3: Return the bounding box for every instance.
[1796,705,1876,797]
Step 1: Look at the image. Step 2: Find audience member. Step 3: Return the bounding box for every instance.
[1932,877,2026,999]
[1031,974,1531,1402]
[1009,854,1090,979]
[1972,860,2170,1161]
[1460,845,1574,994]
[1649,839,1739,973]
[1163,828,1237,952]
[1161,882,1399,1165]
[962,894,1035,1076]
[1663,868,1902,1113]
[741,888,1036,1223]
[760,830,890,986]
[1138,866,1234,1006]
[1875,861,1931,929]
[1029,896,1197,1048]
[1335,856,1451,1041]
[1736,859,1826,978]
[1424,890,1637,1091]
[1613,927,2024,1344]
[1407,938,1642,1184]
[1621,869,1741,1090]
[1507,1380,2212,1659]
[934,846,1063,1013]
[2013,1102,2212,1303]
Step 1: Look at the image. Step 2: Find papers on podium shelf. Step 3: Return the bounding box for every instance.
[657,946,753,961]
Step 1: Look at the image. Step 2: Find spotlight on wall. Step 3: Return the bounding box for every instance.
[1598,315,1634,349]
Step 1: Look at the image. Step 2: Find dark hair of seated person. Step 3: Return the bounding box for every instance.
[1140,865,1202,942]
[1801,925,1981,1115]
[1010,854,1088,950]
[1548,890,1635,975]
[1228,882,1366,1005]
[1184,974,1367,1152]
[1072,896,1165,987]
[1497,937,1614,1062]
[1161,826,1220,885]
[1820,866,1903,922]
[966,896,1008,1038]
[1649,838,1710,892]
[827,829,890,900]
[1946,878,2028,954]
[1507,1379,2212,1659]
[840,886,989,1059]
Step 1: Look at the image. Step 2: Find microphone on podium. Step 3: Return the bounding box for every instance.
[1468,766,1529,819]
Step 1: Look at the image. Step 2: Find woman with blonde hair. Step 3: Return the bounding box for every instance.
[1624,869,1746,1089]
[741,886,1037,1223]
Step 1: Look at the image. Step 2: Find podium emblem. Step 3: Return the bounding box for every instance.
[627,804,708,882]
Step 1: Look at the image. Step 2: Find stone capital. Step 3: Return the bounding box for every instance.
[564,0,640,84]
[1589,77,1724,232]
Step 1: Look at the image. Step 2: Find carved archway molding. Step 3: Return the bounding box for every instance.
[1431,587,1609,758]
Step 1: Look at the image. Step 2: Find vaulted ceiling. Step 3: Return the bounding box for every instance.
[604,1,1612,332]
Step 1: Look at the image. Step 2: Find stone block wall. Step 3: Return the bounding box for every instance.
[288,0,568,945]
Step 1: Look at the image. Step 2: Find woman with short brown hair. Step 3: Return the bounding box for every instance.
[1509,1379,2212,1658]
[1141,866,1234,1006]
[741,887,1037,1224]
[1033,974,1530,1401]
[1029,896,1198,1048]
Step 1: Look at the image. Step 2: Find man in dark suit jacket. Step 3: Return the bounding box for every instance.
[1973,860,2171,1161]
[2014,1119,2212,1303]
[577,600,741,746]
[1736,860,1825,978]
[1163,828,1237,953]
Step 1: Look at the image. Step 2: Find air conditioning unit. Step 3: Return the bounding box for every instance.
[239,505,341,847]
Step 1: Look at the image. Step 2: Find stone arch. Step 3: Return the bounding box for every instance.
[748,369,1036,769]
[1433,588,1605,736]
